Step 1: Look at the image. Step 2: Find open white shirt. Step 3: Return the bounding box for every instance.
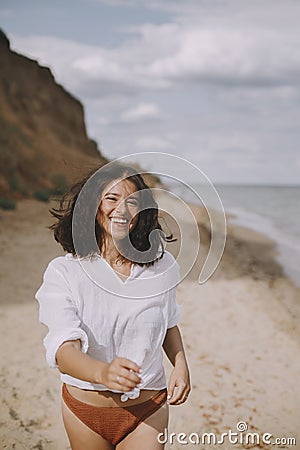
[35,250,181,402]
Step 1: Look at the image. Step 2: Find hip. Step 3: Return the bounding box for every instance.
[65,383,165,407]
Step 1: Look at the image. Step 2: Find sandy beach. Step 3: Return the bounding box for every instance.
[0,192,299,449]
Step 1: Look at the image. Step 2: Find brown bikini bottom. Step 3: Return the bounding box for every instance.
[62,383,167,445]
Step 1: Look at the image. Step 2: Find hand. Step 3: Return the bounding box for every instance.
[100,356,142,392]
[167,361,191,405]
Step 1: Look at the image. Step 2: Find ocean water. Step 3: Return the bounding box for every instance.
[166,183,300,287]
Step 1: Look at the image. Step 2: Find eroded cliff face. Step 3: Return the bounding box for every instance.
[0,29,107,199]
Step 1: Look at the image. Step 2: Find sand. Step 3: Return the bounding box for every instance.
[0,194,299,449]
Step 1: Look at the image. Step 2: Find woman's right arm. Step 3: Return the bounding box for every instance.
[56,339,106,384]
[56,340,141,391]
[35,262,141,392]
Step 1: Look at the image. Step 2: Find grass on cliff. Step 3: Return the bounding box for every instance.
[0,197,16,210]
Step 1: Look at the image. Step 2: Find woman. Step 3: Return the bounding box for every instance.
[36,163,190,450]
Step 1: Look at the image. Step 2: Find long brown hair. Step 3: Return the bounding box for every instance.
[49,163,175,266]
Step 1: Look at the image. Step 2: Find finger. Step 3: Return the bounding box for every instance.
[178,389,190,404]
[112,377,135,392]
[117,360,142,386]
[115,372,140,390]
[167,380,176,403]
[168,385,185,404]
[124,369,142,383]
[121,367,142,384]
[117,357,141,374]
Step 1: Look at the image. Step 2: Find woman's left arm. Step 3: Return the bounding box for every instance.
[163,325,191,405]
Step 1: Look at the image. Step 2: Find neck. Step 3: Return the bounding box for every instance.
[101,237,129,266]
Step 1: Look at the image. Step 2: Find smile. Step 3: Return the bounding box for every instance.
[110,217,129,224]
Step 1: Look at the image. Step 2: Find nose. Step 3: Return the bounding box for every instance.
[114,198,128,215]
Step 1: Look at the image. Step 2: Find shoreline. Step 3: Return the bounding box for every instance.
[221,205,300,290]
[158,189,298,285]
[157,191,300,338]
[165,183,300,289]
[0,194,298,297]
[156,191,300,448]
[1,197,300,449]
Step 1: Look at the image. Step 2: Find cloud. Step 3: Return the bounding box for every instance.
[6,0,300,183]
[148,27,300,88]
[120,103,162,123]
[10,6,300,105]
[136,136,173,150]
[93,0,186,12]
[9,32,173,98]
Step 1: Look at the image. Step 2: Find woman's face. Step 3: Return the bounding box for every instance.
[97,178,140,242]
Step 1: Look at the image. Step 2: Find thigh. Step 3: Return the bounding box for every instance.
[116,402,169,450]
[61,399,114,450]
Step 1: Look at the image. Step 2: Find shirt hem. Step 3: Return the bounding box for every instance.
[60,375,167,393]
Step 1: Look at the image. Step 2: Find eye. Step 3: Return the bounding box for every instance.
[106,196,117,201]
[127,198,138,206]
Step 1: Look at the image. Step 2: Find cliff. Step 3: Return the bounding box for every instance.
[0,29,107,200]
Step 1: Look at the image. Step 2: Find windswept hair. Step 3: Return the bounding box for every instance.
[49,163,175,267]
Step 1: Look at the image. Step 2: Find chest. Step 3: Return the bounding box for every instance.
[111,263,132,282]
[82,293,166,351]
[73,281,165,326]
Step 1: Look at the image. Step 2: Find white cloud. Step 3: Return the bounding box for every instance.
[9,33,172,97]
[148,27,300,87]
[94,0,186,12]
[136,136,173,150]
[120,103,162,123]
[10,1,300,103]
[205,133,261,155]
[6,0,300,183]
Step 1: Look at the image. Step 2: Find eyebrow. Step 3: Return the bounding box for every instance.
[104,191,139,199]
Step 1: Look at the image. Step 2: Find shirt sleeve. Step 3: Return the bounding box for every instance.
[35,262,89,368]
[166,285,182,329]
[164,256,182,329]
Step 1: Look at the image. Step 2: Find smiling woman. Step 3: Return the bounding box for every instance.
[49,163,171,266]
[97,178,140,268]
[35,162,191,450]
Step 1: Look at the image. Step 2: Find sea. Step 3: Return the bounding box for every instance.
[166,183,300,288]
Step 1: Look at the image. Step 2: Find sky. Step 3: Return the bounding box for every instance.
[1,0,300,185]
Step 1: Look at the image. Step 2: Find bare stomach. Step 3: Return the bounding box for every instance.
[66,384,162,407]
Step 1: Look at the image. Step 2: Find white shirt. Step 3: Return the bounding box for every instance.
[35,250,181,402]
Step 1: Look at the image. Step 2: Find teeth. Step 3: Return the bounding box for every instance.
[110,217,128,224]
